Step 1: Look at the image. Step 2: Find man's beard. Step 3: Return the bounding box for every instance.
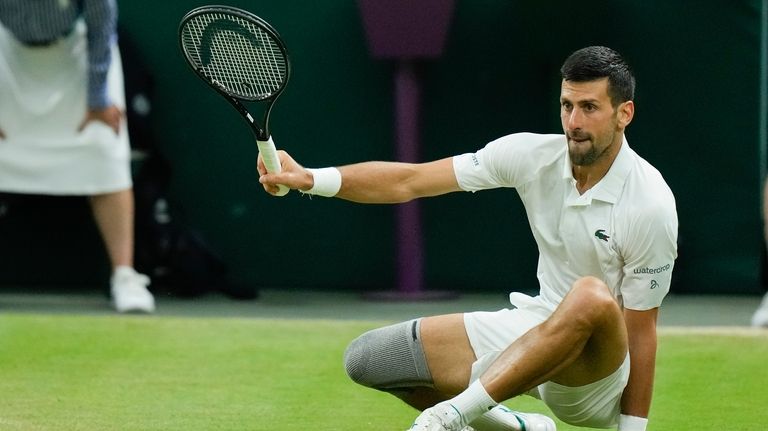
[567,128,616,166]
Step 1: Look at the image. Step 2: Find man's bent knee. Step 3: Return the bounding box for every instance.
[343,319,433,390]
[571,277,619,307]
[572,276,611,295]
[563,277,623,325]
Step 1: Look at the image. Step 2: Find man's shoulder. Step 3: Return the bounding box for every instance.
[626,150,675,201]
[491,132,565,148]
[485,132,566,164]
[619,150,677,225]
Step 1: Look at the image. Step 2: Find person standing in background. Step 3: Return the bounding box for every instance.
[0,0,154,313]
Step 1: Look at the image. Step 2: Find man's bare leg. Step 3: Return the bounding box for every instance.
[408,276,628,430]
[479,276,628,400]
[415,277,627,406]
[348,277,627,429]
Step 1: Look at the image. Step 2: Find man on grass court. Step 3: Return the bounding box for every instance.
[258,46,678,431]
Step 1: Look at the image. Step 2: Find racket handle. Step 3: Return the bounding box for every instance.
[257,136,289,196]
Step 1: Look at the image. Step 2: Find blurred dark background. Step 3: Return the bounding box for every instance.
[0,0,765,297]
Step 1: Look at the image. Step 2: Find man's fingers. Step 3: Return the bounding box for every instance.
[259,174,285,196]
[259,172,281,187]
[261,182,279,195]
[260,172,295,190]
[256,154,267,176]
[256,151,312,196]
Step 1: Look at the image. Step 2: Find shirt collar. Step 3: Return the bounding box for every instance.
[561,136,634,205]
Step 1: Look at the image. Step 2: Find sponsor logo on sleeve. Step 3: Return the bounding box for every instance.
[633,264,671,275]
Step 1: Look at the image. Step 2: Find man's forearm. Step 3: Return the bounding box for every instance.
[618,338,655,431]
[619,308,659,430]
[336,157,459,203]
[620,336,656,417]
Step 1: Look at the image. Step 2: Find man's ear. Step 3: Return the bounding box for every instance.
[618,101,635,128]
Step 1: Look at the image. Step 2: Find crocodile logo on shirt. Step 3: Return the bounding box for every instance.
[594,229,610,242]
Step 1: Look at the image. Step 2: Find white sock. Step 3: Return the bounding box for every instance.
[447,380,498,427]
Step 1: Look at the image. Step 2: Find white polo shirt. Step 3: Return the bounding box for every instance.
[453,133,678,311]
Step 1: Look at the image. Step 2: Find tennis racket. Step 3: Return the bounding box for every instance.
[179,5,291,196]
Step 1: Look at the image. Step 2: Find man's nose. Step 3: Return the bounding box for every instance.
[565,108,584,131]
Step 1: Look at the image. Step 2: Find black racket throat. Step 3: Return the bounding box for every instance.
[224,94,273,141]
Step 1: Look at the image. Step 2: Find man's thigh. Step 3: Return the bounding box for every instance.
[421,307,547,395]
[419,313,476,395]
[464,306,549,383]
[545,280,628,387]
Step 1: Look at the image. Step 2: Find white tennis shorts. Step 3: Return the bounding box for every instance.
[464,293,630,428]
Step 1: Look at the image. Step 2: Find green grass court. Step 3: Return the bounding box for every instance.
[1,313,766,430]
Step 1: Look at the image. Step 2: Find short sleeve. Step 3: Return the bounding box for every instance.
[618,199,678,310]
[453,133,561,192]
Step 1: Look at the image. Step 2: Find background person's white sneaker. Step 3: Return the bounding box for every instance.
[111,266,155,313]
[751,292,768,327]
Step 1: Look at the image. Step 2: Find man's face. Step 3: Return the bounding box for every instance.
[560,78,629,166]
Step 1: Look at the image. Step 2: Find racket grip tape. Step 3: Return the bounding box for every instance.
[257,137,290,196]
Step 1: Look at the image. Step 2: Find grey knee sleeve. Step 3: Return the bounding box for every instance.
[343,319,433,390]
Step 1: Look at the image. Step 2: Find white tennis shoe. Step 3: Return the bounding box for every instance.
[462,405,556,431]
[407,402,465,431]
[111,266,155,313]
[408,403,556,431]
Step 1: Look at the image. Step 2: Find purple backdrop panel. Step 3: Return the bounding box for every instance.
[358,0,455,59]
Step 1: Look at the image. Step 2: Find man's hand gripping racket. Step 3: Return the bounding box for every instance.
[179,5,291,196]
[257,150,314,195]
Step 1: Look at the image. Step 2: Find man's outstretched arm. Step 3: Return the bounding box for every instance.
[258,151,460,203]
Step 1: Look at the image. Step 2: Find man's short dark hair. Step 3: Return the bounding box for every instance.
[560,46,635,106]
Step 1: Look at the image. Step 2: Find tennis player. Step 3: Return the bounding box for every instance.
[259,46,678,431]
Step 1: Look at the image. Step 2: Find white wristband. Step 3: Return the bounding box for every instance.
[304,167,342,197]
[618,414,648,431]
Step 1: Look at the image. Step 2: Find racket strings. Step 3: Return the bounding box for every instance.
[181,13,288,100]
